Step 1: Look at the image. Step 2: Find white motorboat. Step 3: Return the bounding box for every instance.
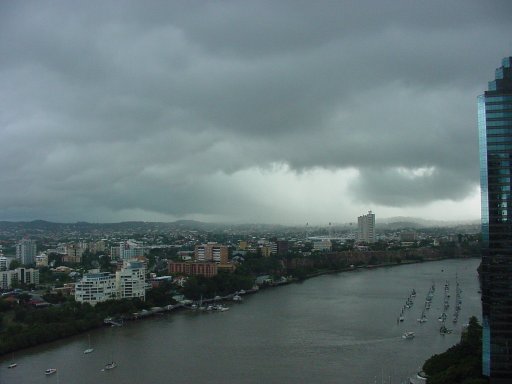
[402,331,415,339]
[213,304,229,312]
[104,361,117,370]
[45,368,57,375]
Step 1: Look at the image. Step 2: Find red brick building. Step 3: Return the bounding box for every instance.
[168,261,218,278]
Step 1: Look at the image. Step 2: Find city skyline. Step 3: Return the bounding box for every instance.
[1,1,511,225]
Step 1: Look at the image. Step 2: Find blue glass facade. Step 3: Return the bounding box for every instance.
[478,57,512,383]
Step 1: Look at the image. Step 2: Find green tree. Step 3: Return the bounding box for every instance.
[423,317,487,384]
[9,259,21,270]
[146,282,175,307]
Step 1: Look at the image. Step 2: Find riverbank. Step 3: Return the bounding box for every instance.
[1,258,483,384]
[0,256,479,356]
[302,255,469,279]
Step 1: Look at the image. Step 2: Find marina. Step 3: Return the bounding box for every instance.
[0,258,482,384]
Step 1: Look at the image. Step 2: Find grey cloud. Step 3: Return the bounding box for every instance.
[348,167,477,206]
[0,0,509,222]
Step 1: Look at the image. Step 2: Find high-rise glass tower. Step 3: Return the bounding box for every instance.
[478,56,512,383]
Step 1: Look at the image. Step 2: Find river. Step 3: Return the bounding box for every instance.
[0,258,482,384]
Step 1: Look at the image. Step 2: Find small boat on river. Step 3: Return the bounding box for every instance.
[104,361,117,370]
[7,353,16,368]
[45,368,57,375]
[213,304,229,311]
[402,331,415,339]
[84,334,94,354]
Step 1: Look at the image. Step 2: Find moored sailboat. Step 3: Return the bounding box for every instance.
[84,334,94,354]
[7,353,17,368]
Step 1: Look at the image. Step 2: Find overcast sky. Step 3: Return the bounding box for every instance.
[1,1,511,225]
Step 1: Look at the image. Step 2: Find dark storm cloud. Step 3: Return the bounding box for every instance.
[348,167,476,206]
[0,0,510,222]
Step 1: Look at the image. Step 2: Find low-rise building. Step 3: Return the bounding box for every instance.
[312,239,332,252]
[400,231,417,243]
[168,261,218,278]
[52,266,74,274]
[178,251,194,261]
[0,256,7,271]
[35,254,48,267]
[0,270,14,290]
[150,275,172,288]
[0,267,40,289]
[52,283,75,296]
[260,245,272,257]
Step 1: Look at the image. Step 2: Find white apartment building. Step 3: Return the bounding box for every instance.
[116,261,146,301]
[75,261,146,305]
[16,238,37,265]
[357,210,376,244]
[0,268,40,290]
[110,240,146,260]
[74,272,117,306]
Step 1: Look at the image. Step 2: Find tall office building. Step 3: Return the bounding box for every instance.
[478,56,512,383]
[357,211,376,243]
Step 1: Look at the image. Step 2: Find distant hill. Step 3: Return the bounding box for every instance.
[0,217,481,235]
[0,219,223,234]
